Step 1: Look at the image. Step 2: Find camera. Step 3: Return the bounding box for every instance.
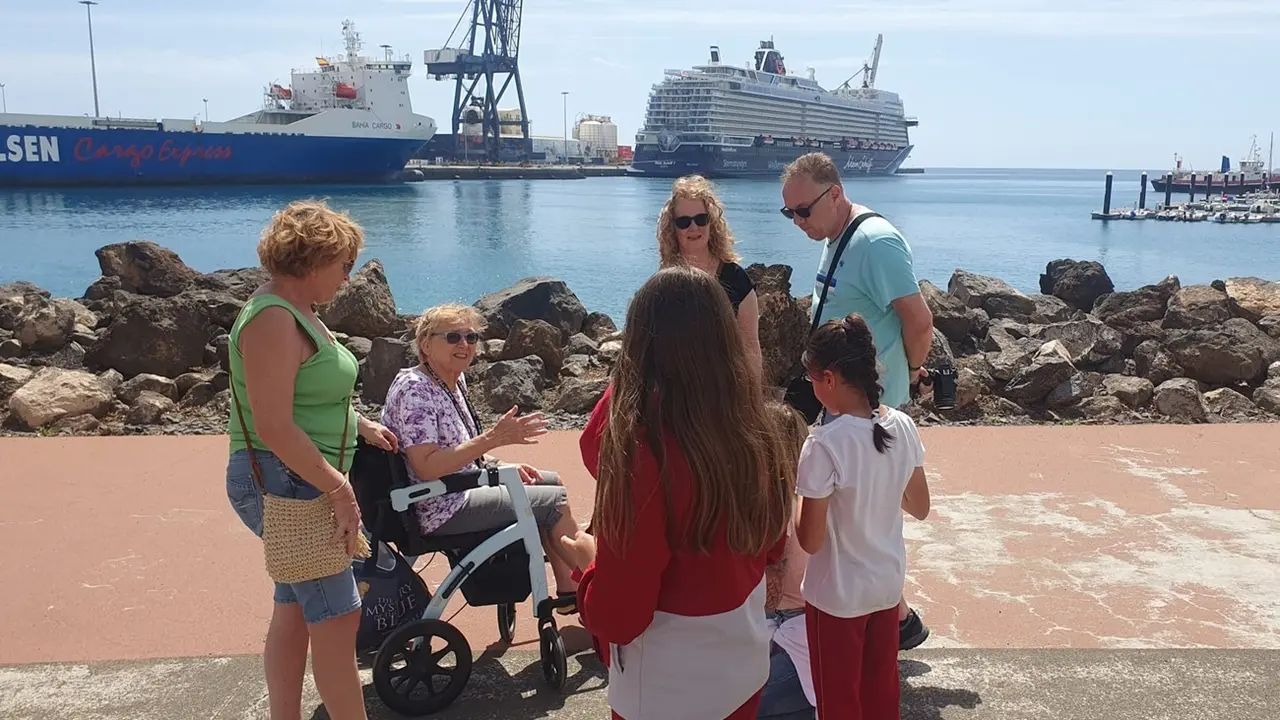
[913,366,958,410]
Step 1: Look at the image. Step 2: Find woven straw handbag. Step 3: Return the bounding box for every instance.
[231,382,370,584]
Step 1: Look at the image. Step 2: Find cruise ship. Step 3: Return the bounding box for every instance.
[632,35,917,178]
[0,21,436,187]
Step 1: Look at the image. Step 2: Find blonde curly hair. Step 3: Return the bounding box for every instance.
[257,200,365,278]
[656,175,741,267]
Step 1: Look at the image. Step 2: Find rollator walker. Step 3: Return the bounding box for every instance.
[351,440,575,716]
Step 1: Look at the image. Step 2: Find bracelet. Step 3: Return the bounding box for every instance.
[326,478,349,496]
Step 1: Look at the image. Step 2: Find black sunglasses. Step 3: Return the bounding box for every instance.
[674,213,709,229]
[780,185,833,219]
[433,331,481,345]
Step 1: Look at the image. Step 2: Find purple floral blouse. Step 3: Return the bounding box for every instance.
[380,366,477,533]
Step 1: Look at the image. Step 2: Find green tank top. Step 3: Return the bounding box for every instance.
[227,294,359,472]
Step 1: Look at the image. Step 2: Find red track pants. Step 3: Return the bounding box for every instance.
[805,603,900,720]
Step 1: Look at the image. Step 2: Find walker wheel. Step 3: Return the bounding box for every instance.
[497,602,517,644]
[373,618,473,716]
[539,623,568,690]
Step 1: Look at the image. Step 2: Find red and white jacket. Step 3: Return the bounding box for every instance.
[576,385,785,720]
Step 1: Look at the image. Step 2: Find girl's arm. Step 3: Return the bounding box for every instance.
[902,465,930,520]
[576,482,672,646]
[794,436,837,554]
[796,497,830,554]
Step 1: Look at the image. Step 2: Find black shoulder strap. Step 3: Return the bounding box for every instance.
[810,212,882,333]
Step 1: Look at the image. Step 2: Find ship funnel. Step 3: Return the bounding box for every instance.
[710,46,720,64]
[1221,155,1231,173]
[807,66,815,80]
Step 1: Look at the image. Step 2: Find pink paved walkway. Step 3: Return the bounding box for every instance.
[2,425,1278,666]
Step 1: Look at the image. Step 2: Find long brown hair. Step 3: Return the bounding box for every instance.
[594,265,790,555]
[656,175,742,267]
[765,401,809,497]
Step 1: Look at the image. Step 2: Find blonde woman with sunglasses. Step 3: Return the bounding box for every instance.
[657,174,763,380]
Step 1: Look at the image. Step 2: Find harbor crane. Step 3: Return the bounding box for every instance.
[424,0,530,162]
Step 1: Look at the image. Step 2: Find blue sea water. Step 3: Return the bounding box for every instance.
[1,169,1277,324]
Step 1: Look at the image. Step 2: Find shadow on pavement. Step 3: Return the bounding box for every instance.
[901,659,983,719]
[314,627,608,720]
[308,641,979,719]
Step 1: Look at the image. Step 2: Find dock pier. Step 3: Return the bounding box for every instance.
[1090,172,1124,220]
[1090,170,1280,223]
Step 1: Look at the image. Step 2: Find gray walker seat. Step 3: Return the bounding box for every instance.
[358,448,574,717]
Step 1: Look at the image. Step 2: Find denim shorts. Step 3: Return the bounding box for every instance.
[226,448,362,624]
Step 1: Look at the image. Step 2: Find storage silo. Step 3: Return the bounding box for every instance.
[599,117,619,157]
[574,115,619,159]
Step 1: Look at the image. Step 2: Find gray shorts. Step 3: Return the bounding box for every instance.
[432,474,567,536]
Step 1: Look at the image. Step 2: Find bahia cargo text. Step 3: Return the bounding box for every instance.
[631,36,917,179]
[0,22,435,188]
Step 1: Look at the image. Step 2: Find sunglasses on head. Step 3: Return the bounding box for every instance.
[780,185,833,220]
[434,331,481,345]
[674,213,709,229]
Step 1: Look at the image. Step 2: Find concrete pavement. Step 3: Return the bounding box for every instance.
[3,649,1277,719]
[2,425,1279,718]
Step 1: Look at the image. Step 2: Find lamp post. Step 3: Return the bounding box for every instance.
[79,1,101,118]
[1,83,6,114]
[202,98,208,122]
[561,91,569,165]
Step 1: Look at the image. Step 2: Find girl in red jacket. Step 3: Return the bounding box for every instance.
[559,265,794,720]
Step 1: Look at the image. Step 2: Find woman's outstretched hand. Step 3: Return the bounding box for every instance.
[486,406,549,447]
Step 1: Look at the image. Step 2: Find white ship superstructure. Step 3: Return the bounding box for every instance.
[632,35,918,177]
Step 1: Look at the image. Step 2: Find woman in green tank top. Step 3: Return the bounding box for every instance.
[224,200,398,720]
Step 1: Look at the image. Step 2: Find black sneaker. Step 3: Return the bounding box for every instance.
[899,608,930,651]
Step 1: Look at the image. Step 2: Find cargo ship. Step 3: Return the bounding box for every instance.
[0,21,436,187]
[631,34,917,178]
[1150,135,1277,195]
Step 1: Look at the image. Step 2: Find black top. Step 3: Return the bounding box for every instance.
[717,261,755,313]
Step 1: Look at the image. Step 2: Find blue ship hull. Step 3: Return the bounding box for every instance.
[631,143,912,179]
[0,125,429,187]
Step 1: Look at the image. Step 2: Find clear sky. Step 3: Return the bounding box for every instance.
[3,0,1277,170]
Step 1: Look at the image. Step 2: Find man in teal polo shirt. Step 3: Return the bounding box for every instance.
[780,151,936,652]
[781,152,935,409]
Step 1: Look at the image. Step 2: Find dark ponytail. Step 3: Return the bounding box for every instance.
[803,313,895,454]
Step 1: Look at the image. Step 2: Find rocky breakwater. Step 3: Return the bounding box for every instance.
[2,241,1278,437]
[0,244,817,436]
[0,240,633,436]
[919,260,1280,424]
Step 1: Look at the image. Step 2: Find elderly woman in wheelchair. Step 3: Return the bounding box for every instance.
[363,302,584,715]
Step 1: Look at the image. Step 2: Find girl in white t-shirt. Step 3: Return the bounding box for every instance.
[795,313,931,720]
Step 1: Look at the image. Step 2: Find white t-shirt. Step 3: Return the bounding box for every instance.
[796,408,925,619]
